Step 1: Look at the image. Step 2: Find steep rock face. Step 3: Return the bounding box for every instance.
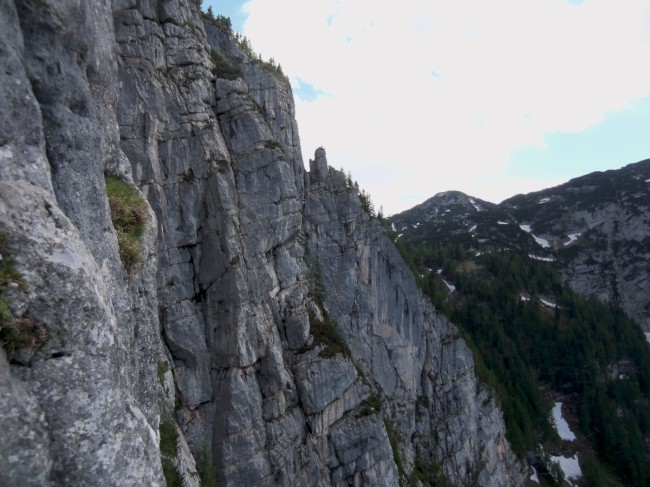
[1,0,164,485]
[502,160,650,331]
[305,150,524,486]
[1,0,525,485]
[115,1,317,484]
[117,2,398,485]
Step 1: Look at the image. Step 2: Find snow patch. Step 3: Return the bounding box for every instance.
[529,465,540,484]
[564,233,581,246]
[469,224,477,233]
[529,254,555,262]
[646,178,650,183]
[520,223,551,248]
[442,279,456,293]
[520,295,531,302]
[551,402,577,441]
[391,223,396,232]
[533,235,550,248]
[397,234,403,239]
[539,297,558,308]
[497,221,509,225]
[469,198,482,211]
[436,269,443,275]
[539,197,550,204]
[645,332,650,344]
[413,222,421,228]
[550,454,582,485]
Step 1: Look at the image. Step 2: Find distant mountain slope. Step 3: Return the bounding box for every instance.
[390,190,544,255]
[390,159,650,331]
[502,159,650,332]
[387,159,650,486]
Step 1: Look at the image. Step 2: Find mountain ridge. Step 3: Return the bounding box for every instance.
[390,158,650,332]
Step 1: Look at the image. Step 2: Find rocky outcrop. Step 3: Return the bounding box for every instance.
[0,0,525,485]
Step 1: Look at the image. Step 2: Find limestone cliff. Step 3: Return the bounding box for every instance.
[0,1,525,485]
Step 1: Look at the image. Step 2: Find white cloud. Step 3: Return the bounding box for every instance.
[242,0,650,213]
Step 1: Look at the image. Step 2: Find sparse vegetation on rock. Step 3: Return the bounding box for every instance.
[105,176,149,274]
[0,232,23,327]
[210,49,243,80]
[0,233,49,359]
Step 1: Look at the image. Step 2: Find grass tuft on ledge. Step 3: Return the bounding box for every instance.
[105,176,149,274]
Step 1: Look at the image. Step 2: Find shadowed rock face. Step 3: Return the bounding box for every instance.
[0,1,525,486]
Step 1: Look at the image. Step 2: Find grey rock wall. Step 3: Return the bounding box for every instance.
[559,204,650,332]
[1,0,164,485]
[305,149,525,486]
[0,0,525,485]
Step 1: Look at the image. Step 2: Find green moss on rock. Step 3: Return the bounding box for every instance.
[105,176,149,274]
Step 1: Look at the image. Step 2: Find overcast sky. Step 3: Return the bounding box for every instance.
[204,0,650,215]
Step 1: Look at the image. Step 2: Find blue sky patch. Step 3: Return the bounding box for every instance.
[508,95,650,181]
[293,79,328,102]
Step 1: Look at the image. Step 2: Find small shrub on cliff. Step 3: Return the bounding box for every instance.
[159,419,182,486]
[159,419,178,457]
[308,310,351,359]
[1,316,50,358]
[198,444,219,487]
[383,419,405,477]
[157,361,169,384]
[203,10,233,37]
[0,233,49,358]
[256,57,290,85]
[264,140,283,151]
[213,14,233,36]
[105,176,149,274]
[304,265,351,359]
[210,49,242,80]
[359,189,375,216]
[162,458,182,487]
[0,232,23,326]
[410,456,454,487]
[358,394,381,417]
